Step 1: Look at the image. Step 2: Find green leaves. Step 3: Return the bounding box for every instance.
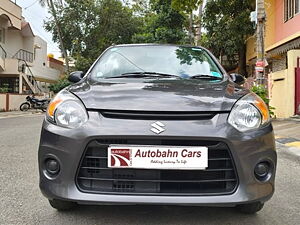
[45,0,140,72]
[202,0,255,65]
[133,0,186,44]
[49,76,71,93]
[251,85,275,117]
[171,0,202,13]
[0,83,9,93]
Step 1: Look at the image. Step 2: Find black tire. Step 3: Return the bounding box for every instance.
[48,199,77,211]
[236,202,264,214]
[20,103,30,111]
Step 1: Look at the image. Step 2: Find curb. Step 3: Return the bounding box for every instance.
[275,136,300,148]
[0,111,44,119]
[275,136,300,159]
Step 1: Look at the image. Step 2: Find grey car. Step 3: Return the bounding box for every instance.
[38,44,276,214]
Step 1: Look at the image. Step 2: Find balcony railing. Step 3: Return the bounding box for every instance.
[13,49,33,63]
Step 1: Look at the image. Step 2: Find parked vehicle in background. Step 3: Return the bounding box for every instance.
[39,44,277,214]
[20,96,50,112]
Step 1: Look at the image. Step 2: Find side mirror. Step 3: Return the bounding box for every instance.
[68,71,84,83]
[230,73,245,85]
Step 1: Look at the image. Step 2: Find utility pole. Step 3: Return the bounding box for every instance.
[256,0,266,85]
[194,3,203,46]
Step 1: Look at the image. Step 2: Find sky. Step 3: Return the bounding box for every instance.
[15,0,61,58]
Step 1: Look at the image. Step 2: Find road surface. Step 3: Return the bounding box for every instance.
[0,115,299,225]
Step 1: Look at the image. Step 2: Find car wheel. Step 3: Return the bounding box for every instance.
[236,202,264,214]
[48,199,77,211]
[20,103,30,111]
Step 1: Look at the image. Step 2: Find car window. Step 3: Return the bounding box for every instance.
[90,46,223,79]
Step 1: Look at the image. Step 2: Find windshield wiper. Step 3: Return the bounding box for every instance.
[189,74,223,80]
[106,72,179,79]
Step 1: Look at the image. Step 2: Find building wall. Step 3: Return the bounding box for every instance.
[4,29,24,57]
[22,36,34,53]
[274,0,300,43]
[272,56,287,72]
[0,1,60,95]
[0,0,22,30]
[33,36,47,67]
[248,0,300,58]
[8,93,26,110]
[246,0,276,63]
[265,0,300,52]
[265,0,277,48]
[31,66,60,81]
[48,57,64,75]
[269,70,287,117]
[269,50,300,118]
[31,36,60,82]
[246,37,256,62]
[0,93,47,111]
[0,93,6,111]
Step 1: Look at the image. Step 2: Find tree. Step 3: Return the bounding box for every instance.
[44,0,140,72]
[132,0,187,44]
[39,0,70,72]
[171,0,203,45]
[202,0,255,76]
[49,75,70,93]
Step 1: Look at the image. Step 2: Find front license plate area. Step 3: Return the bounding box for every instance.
[108,145,208,170]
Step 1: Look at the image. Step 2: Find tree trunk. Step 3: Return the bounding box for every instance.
[195,3,203,46]
[188,12,194,45]
[238,44,247,77]
[48,0,70,72]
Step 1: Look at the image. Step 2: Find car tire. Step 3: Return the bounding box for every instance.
[48,199,77,211]
[236,202,264,214]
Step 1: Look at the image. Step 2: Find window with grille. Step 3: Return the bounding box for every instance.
[285,0,300,21]
[296,0,300,14]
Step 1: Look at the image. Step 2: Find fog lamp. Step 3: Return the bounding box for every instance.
[45,159,60,175]
[254,162,271,181]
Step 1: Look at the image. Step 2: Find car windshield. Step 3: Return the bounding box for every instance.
[89,45,223,80]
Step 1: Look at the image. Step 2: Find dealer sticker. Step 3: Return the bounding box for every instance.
[108,146,208,170]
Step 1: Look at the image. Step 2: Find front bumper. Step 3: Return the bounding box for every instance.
[38,112,277,206]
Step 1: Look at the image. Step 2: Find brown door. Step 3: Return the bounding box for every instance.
[296,57,300,115]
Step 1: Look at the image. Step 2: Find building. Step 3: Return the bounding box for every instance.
[246,0,300,118]
[0,0,63,95]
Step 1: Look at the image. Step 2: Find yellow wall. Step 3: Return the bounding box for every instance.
[269,50,300,118]
[246,37,256,62]
[264,0,276,49]
[246,0,276,62]
[245,0,300,118]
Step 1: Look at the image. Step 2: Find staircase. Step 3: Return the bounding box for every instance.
[18,60,42,94]
[0,46,44,94]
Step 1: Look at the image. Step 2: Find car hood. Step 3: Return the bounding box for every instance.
[68,78,249,112]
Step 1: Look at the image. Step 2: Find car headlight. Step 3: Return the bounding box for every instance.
[228,93,270,132]
[46,90,88,129]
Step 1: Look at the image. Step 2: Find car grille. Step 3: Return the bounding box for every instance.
[98,110,218,120]
[76,139,238,195]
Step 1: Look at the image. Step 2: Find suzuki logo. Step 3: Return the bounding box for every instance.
[150,121,165,134]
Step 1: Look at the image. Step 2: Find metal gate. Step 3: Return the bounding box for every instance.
[295,57,300,115]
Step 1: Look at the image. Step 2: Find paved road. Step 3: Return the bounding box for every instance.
[0,115,299,225]
[273,119,300,140]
